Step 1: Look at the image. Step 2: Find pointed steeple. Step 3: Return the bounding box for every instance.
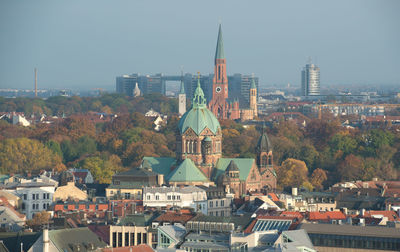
[179,79,185,94]
[250,77,257,89]
[214,24,225,64]
[257,122,272,152]
[192,77,206,108]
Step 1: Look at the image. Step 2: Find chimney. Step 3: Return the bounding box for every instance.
[43,229,49,252]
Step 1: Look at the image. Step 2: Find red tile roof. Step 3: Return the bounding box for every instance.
[268,193,279,202]
[308,211,346,221]
[155,211,195,223]
[281,211,304,219]
[362,211,399,222]
[102,244,153,252]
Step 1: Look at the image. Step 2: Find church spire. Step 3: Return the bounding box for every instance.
[192,75,206,108]
[214,24,225,64]
[179,78,185,94]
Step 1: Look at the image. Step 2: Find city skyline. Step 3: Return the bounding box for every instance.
[0,0,399,90]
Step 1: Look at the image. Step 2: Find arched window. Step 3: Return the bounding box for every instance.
[193,140,197,153]
[218,66,221,80]
[186,140,190,153]
[268,156,272,165]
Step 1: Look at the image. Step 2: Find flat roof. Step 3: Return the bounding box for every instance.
[299,223,400,239]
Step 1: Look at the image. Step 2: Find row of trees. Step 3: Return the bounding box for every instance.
[0,94,399,189]
[0,93,179,116]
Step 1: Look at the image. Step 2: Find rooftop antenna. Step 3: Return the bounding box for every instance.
[34,68,37,97]
[307,56,312,65]
[180,65,184,81]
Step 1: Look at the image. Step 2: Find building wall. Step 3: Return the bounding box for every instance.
[207,197,233,217]
[106,188,142,200]
[109,225,152,248]
[8,186,55,219]
[143,188,206,208]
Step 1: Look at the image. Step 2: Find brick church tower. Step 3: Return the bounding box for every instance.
[209,24,229,120]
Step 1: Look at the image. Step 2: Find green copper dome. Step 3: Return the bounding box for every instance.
[178,78,221,135]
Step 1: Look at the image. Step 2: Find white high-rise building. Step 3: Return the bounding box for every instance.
[301,63,320,96]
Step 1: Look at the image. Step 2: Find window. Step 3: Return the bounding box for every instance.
[32,194,36,200]
[110,190,114,195]
[172,195,175,200]
[221,211,224,217]
[21,203,25,210]
[147,195,151,200]
[124,193,131,199]
[43,193,46,199]
[32,204,36,210]
[216,201,218,207]
[177,195,180,200]
[167,195,171,200]
[221,200,224,207]
[43,203,46,210]
[23,194,27,200]
[215,211,218,216]
[155,195,159,200]
[209,201,213,208]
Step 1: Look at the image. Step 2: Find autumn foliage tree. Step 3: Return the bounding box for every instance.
[0,138,65,174]
[277,158,310,190]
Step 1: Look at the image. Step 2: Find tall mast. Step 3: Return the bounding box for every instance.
[34,68,37,97]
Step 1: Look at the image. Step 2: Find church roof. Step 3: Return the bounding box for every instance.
[178,79,220,135]
[166,158,209,183]
[215,24,225,63]
[250,78,257,89]
[213,158,256,181]
[142,157,177,176]
[257,124,272,152]
[226,160,239,172]
[179,79,185,94]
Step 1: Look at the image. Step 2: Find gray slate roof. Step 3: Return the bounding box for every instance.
[299,223,400,239]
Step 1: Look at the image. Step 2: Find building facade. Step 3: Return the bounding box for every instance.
[5,178,57,219]
[301,63,320,96]
[143,186,206,209]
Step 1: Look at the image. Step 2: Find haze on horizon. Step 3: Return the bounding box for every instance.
[0,0,399,90]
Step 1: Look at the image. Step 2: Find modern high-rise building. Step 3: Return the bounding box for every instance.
[301,63,320,96]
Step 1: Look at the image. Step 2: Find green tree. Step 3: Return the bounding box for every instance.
[0,138,64,174]
[277,158,309,189]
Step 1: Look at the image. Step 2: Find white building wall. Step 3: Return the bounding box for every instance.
[7,185,55,219]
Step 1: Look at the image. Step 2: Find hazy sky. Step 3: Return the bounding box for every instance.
[0,0,399,90]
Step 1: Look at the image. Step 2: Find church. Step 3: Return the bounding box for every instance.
[208,24,258,121]
[141,78,276,198]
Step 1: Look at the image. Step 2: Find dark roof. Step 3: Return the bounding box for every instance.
[0,241,9,252]
[0,231,41,252]
[119,213,159,227]
[115,168,158,177]
[226,160,239,172]
[257,126,272,152]
[190,213,253,231]
[299,223,400,239]
[48,227,107,252]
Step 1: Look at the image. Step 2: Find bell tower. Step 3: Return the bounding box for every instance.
[209,24,229,120]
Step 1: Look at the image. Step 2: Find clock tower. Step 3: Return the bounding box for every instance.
[209,24,229,120]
